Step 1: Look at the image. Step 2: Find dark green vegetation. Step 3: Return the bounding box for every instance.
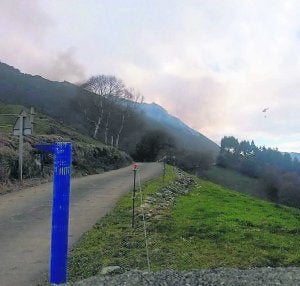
[0,62,218,172]
[217,136,300,207]
[68,166,300,282]
[218,136,300,177]
[0,102,131,193]
[201,166,266,199]
[134,129,176,162]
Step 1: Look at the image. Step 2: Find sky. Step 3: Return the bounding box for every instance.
[1,0,300,152]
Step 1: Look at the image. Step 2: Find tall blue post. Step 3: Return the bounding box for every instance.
[50,142,72,284]
[35,142,72,284]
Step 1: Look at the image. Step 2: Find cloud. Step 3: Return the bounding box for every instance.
[110,0,300,151]
[2,0,300,151]
[0,0,53,41]
[0,0,86,83]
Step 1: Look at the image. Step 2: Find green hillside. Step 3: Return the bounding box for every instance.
[0,102,106,145]
[0,102,131,193]
[68,167,300,282]
[201,166,267,199]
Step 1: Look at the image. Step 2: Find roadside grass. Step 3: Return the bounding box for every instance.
[154,180,300,269]
[68,165,177,281]
[68,166,300,282]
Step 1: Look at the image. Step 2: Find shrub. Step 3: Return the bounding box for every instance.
[0,146,18,180]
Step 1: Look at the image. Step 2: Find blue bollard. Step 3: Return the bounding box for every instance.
[35,142,72,284]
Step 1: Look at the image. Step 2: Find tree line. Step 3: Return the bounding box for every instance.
[217,136,300,207]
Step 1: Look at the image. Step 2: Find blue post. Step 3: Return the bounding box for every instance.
[35,142,72,284]
[51,142,72,284]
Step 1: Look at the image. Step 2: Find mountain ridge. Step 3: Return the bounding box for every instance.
[0,61,219,158]
[139,102,219,154]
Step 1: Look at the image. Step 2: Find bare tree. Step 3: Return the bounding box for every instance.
[81,75,125,139]
[115,88,144,149]
[104,112,110,144]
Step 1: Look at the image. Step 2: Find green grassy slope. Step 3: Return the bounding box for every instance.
[68,166,300,282]
[0,102,132,190]
[0,102,104,145]
[161,180,300,269]
[201,166,266,199]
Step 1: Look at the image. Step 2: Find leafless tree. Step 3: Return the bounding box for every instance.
[81,75,125,139]
[114,88,144,149]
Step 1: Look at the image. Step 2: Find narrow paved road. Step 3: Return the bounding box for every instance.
[0,163,162,286]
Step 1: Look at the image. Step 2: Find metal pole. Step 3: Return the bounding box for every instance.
[50,142,72,284]
[132,168,137,228]
[30,107,34,134]
[19,115,24,181]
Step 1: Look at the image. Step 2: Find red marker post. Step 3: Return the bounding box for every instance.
[132,163,139,227]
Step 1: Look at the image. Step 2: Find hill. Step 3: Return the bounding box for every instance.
[0,62,219,164]
[139,102,219,155]
[68,166,300,282]
[0,102,131,193]
[201,165,267,199]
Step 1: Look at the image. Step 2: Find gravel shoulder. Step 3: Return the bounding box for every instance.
[0,163,162,286]
[67,268,300,286]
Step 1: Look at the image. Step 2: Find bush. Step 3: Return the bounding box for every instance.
[0,146,18,181]
[22,150,41,178]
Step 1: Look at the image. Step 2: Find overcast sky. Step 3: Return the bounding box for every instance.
[1,0,300,152]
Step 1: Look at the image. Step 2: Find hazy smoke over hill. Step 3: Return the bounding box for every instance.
[0,0,86,83]
[37,49,86,83]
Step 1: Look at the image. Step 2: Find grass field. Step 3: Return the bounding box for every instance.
[201,166,266,199]
[0,102,106,147]
[68,166,300,282]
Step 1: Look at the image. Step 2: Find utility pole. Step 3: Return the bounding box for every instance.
[13,109,33,182]
[30,107,35,134]
[18,113,24,181]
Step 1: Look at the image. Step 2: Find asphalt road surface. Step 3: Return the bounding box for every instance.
[0,162,162,286]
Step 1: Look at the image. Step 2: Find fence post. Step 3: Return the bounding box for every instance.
[18,114,24,181]
[132,163,138,228]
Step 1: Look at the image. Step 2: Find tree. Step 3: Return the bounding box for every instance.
[176,150,213,174]
[81,75,125,140]
[134,130,175,162]
[220,136,239,153]
[81,75,143,148]
[114,88,144,149]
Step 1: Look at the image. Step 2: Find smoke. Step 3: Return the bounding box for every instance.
[35,49,87,83]
[0,0,86,83]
